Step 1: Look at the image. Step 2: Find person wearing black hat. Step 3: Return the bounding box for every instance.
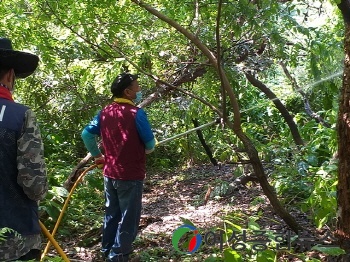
[81,72,156,262]
[0,38,48,261]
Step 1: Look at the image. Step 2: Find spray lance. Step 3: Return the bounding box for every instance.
[156,118,221,146]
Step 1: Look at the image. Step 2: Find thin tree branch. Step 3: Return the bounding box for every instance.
[245,72,304,146]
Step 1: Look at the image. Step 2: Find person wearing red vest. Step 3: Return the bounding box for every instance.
[81,73,155,262]
[0,38,48,261]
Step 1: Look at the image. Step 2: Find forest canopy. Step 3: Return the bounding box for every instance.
[0,0,347,261]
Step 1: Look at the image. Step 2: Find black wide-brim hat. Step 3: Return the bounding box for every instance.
[0,38,39,78]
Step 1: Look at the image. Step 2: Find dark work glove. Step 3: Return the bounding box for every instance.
[94,155,105,169]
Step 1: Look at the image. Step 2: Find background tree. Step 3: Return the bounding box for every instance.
[130,0,302,231]
[337,0,350,259]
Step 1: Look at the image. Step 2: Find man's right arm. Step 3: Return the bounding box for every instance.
[135,109,156,154]
[81,111,102,157]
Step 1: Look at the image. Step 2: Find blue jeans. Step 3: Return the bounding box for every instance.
[102,178,143,262]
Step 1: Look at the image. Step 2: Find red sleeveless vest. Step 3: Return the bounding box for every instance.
[100,102,146,180]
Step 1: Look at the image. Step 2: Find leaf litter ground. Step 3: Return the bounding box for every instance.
[45,164,335,262]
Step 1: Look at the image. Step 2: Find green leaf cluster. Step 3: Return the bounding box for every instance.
[0,0,346,259]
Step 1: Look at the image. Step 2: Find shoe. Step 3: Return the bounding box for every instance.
[106,254,129,262]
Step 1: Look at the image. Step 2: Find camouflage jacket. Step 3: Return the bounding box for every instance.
[0,96,48,261]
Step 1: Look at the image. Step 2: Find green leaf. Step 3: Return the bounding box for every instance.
[223,248,242,262]
[179,217,195,227]
[204,256,220,262]
[248,219,260,231]
[256,249,276,262]
[224,220,242,231]
[311,245,346,256]
[50,186,69,198]
[42,205,60,221]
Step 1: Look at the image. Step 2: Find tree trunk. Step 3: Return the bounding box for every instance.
[337,0,350,257]
[235,127,302,233]
[132,0,301,234]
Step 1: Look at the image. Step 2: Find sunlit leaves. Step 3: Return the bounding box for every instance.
[1,0,342,183]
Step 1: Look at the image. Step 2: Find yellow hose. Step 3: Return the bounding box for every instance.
[41,164,98,260]
[39,221,70,262]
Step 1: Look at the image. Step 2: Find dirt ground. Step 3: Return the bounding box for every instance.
[46,164,337,262]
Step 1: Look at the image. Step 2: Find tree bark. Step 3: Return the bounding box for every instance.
[337,0,350,256]
[63,152,92,192]
[234,127,302,233]
[139,65,206,108]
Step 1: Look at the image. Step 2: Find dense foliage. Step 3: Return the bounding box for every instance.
[0,0,345,260]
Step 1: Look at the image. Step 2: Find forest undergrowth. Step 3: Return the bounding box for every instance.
[42,163,338,262]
